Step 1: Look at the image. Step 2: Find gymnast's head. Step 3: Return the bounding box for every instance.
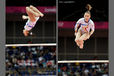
[84,4,92,22]
[23,29,29,36]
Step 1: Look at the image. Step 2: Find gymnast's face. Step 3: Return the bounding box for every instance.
[23,30,29,36]
[84,13,91,22]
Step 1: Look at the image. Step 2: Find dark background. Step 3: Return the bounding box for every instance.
[6,0,56,6]
[58,0,108,60]
[6,0,56,44]
[58,0,108,21]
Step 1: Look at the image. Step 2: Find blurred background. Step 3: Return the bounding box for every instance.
[6,0,56,44]
[58,0,108,60]
[6,46,56,76]
[58,63,109,76]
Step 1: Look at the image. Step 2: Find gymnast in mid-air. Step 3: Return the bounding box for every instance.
[22,5,44,36]
[74,4,95,49]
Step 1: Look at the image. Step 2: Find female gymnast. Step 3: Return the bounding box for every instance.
[74,4,95,49]
[22,5,44,36]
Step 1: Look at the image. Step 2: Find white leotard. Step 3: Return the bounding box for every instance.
[24,17,39,31]
[75,18,95,33]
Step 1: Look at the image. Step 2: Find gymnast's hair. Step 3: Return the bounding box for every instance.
[85,4,92,16]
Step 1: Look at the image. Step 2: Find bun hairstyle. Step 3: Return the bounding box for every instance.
[85,4,92,15]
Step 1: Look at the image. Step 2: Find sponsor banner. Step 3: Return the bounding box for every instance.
[58,21,108,29]
[6,6,56,13]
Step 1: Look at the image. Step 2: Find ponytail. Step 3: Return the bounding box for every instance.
[85,4,92,15]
